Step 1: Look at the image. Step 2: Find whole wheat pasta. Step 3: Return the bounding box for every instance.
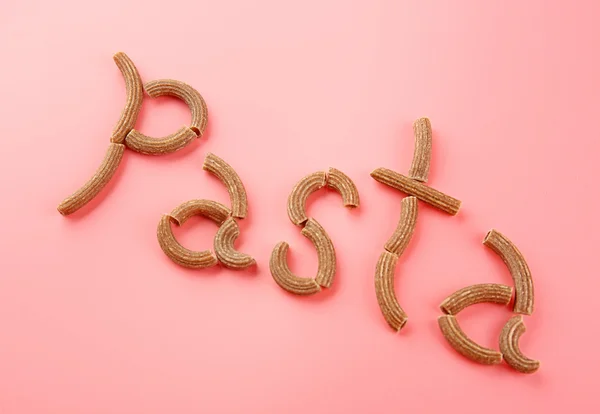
[144,79,208,136]
[408,117,432,182]
[203,153,248,219]
[287,171,327,226]
[499,315,540,374]
[125,79,208,155]
[301,218,336,288]
[370,168,461,215]
[270,242,321,295]
[169,199,231,226]
[384,196,418,255]
[438,315,503,365]
[214,217,256,269]
[375,251,407,331]
[483,229,534,315]
[440,284,513,315]
[157,215,218,268]
[57,143,125,215]
[110,52,144,144]
[326,167,360,208]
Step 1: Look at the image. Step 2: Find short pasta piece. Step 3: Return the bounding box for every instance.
[375,251,407,331]
[301,218,336,288]
[203,153,248,219]
[57,143,125,215]
[483,229,534,315]
[269,242,321,295]
[326,167,360,208]
[156,214,218,269]
[438,315,503,365]
[214,217,256,269]
[169,199,231,226]
[110,52,144,144]
[156,199,230,269]
[370,168,461,215]
[125,79,208,155]
[408,117,432,182]
[499,315,540,374]
[384,196,418,255]
[287,171,327,226]
[440,284,513,315]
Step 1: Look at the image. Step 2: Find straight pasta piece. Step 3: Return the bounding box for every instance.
[408,117,432,182]
[370,168,461,215]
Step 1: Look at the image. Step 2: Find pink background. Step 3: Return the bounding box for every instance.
[1,0,599,412]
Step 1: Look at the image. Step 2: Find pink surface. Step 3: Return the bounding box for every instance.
[1,0,599,412]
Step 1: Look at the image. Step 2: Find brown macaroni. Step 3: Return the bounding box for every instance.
[375,251,408,331]
[499,315,540,373]
[384,196,418,255]
[203,153,248,219]
[440,284,513,315]
[214,217,256,269]
[408,117,432,182]
[438,315,503,365]
[110,52,143,144]
[483,230,534,315]
[57,143,125,215]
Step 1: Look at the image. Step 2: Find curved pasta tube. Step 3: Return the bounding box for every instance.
[287,171,327,226]
[214,217,256,269]
[156,199,230,269]
[439,284,513,315]
[156,215,218,269]
[110,52,144,144]
[326,167,360,208]
[438,315,503,365]
[269,242,321,295]
[408,117,432,182]
[375,251,407,331]
[144,79,208,136]
[57,143,125,215]
[384,196,418,255]
[203,153,248,219]
[125,79,208,155]
[370,168,461,215]
[301,218,336,288]
[483,229,534,315]
[169,199,231,226]
[499,315,540,373]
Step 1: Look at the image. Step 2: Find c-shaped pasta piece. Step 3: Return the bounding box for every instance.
[269,218,336,294]
[214,217,256,269]
[287,171,327,226]
[384,196,418,255]
[439,284,513,315]
[156,200,231,269]
[125,79,208,155]
[370,168,461,215]
[483,229,534,315]
[408,117,432,182]
[499,315,540,373]
[438,315,503,365]
[326,167,360,208]
[269,242,321,295]
[375,251,407,331]
[57,143,125,215]
[110,52,144,144]
[203,153,248,219]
